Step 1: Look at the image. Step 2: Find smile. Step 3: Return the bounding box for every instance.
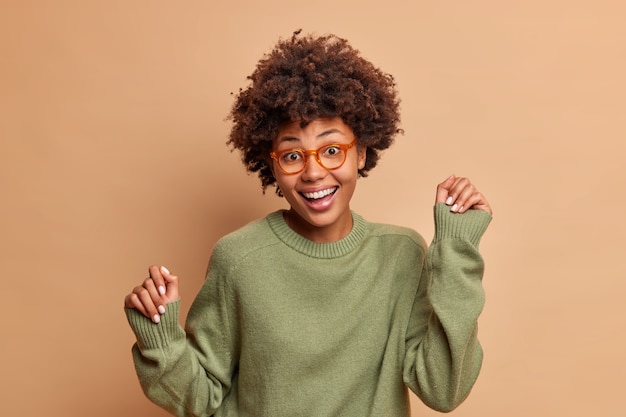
[301,187,338,200]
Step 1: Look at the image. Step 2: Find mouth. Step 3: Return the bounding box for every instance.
[300,187,338,201]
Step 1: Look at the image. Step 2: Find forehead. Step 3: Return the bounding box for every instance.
[274,117,353,145]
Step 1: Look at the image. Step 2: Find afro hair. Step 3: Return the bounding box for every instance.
[227,30,402,194]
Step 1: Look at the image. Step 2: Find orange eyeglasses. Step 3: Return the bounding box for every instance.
[270,139,357,175]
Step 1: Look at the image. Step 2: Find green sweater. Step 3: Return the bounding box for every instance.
[126,204,491,416]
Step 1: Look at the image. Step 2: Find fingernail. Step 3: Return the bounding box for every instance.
[152,314,161,324]
[160,266,170,275]
[445,196,453,205]
[158,305,166,314]
[451,204,458,212]
[158,285,166,295]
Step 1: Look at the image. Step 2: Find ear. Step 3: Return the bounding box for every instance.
[267,157,276,177]
[357,145,367,170]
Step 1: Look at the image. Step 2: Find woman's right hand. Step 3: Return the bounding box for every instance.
[124,265,180,323]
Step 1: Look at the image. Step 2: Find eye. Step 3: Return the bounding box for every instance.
[322,145,343,158]
[280,150,304,165]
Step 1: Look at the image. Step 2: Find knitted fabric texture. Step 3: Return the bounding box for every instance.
[126,204,491,416]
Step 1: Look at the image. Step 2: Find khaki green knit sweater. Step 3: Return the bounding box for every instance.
[126,204,491,416]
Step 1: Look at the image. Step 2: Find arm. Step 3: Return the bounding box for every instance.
[403,176,492,412]
[124,257,238,417]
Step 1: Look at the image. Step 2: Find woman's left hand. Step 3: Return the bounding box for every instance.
[435,175,493,215]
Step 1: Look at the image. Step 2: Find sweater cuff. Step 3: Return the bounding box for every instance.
[125,300,185,350]
[433,203,492,246]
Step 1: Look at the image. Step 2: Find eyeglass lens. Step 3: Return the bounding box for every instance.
[277,144,347,173]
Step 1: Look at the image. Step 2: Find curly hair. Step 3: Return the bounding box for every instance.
[227,30,402,194]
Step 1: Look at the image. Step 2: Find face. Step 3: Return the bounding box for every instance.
[271,117,366,243]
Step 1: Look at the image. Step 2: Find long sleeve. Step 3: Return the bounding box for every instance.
[125,249,239,417]
[403,203,492,412]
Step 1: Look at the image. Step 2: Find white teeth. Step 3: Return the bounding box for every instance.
[302,188,336,199]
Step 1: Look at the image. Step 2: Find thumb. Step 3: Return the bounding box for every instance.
[435,174,456,204]
[159,265,180,302]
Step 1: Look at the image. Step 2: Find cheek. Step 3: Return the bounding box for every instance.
[334,165,360,186]
[274,172,295,193]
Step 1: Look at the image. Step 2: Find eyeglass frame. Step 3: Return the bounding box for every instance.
[269,139,358,175]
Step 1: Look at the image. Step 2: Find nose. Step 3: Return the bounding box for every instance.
[300,152,327,181]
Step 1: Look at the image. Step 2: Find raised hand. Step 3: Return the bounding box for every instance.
[435,175,492,215]
[124,265,180,323]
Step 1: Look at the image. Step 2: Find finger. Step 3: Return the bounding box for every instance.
[447,179,493,215]
[142,277,166,315]
[455,192,482,213]
[125,286,160,322]
[435,174,456,205]
[463,192,493,215]
[449,181,476,212]
[445,177,471,209]
[159,266,180,302]
[148,265,167,298]
[124,292,147,316]
[136,286,162,323]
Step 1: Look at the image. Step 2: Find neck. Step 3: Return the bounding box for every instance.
[283,209,353,243]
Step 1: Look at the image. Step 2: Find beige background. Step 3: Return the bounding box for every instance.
[1,1,624,416]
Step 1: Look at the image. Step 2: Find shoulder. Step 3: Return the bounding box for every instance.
[210,213,281,268]
[364,219,428,252]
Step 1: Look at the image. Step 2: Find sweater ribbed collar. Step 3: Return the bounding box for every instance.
[266,210,368,259]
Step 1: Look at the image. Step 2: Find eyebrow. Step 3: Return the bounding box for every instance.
[276,128,345,144]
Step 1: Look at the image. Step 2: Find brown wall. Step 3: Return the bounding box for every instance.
[2,1,624,416]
